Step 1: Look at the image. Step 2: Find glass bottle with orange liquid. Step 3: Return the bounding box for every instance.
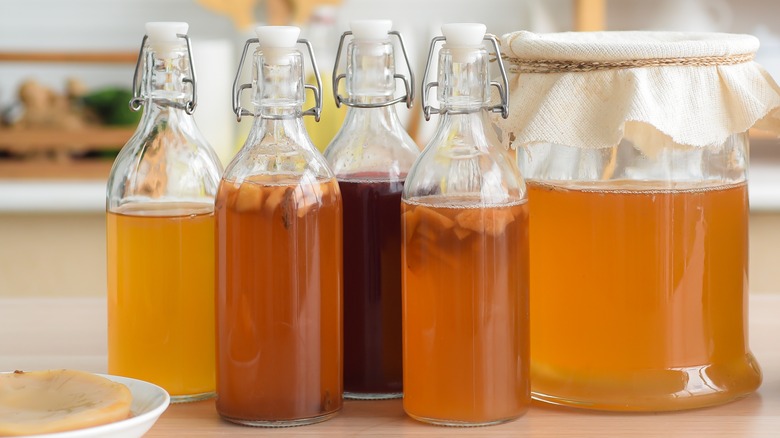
[401,23,529,426]
[323,20,418,400]
[106,22,223,402]
[215,26,342,427]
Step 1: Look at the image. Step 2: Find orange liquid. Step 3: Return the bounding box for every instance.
[107,202,215,398]
[528,180,761,411]
[402,197,530,425]
[215,176,343,425]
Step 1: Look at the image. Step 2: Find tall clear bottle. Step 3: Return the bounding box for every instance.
[324,20,418,400]
[215,26,343,426]
[106,22,223,402]
[401,23,530,426]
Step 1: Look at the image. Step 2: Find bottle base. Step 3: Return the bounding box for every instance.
[219,410,340,428]
[344,391,402,400]
[170,391,216,404]
[531,354,762,412]
[406,412,522,427]
[531,390,755,412]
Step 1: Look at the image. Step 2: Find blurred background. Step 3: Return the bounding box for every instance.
[1,0,779,297]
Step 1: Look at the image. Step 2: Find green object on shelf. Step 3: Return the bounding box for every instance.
[81,88,141,126]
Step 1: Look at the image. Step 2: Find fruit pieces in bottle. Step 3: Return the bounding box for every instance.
[402,196,530,425]
[527,180,761,411]
[215,175,342,425]
[107,202,215,399]
[340,176,404,398]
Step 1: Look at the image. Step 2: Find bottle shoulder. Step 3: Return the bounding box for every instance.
[106,119,223,206]
[323,110,420,178]
[402,117,526,204]
[223,119,334,183]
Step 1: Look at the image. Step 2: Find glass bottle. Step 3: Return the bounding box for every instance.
[215,26,343,427]
[401,23,530,426]
[323,20,418,400]
[106,22,223,402]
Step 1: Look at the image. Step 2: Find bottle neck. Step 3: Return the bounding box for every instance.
[141,45,192,108]
[252,48,305,117]
[346,39,395,102]
[250,112,309,146]
[431,110,493,152]
[137,49,198,136]
[437,46,491,114]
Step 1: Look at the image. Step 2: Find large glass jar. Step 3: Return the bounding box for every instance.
[498,31,776,411]
[520,135,758,411]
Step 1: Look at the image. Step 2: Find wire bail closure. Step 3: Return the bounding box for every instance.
[420,34,509,121]
[332,30,415,109]
[129,33,198,115]
[232,38,323,122]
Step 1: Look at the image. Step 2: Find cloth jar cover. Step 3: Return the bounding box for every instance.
[495,31,780,155]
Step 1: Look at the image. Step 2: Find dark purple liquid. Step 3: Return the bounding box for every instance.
[340,177,404,396]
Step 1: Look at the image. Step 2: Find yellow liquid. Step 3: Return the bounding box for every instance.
[304,72,346,152]
[107,202,215,399]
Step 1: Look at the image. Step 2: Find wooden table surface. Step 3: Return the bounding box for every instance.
[2,295,779,437]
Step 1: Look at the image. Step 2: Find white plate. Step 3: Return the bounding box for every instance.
[3,373,170,438]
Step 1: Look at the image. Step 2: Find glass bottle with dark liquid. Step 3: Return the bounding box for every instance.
[401,23,530,426]
[215,26,343,427]
[323,20,419,400]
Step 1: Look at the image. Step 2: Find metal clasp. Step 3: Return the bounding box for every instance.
[332,30,414,109]
[129,33,198,115]
[232,38,323,122]
[420,33,509,121]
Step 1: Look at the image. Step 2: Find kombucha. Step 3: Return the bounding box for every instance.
[107,202,215,400]
[402,197,530,425]
[340,176,404,398]
[528,180,761,411]
[215,175,343,425]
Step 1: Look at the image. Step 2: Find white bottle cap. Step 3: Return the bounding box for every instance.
[350,20,392,41]
[441,23,486,48]
[441,23,486,63]
[255,26,300,48]
[145,22,188,57]
[255,26,300,65]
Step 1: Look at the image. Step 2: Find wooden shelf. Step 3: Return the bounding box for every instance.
[0,51,137,64]
[0,127,130,179]
[0,50,136,179]
[0,127,134,153]
[750,128,779,141]
[0,160,114,180]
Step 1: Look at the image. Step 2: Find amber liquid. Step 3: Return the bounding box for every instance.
[528,180,761,411]
[215,175,343,425]
[107,202,215,400]
[402,197,530,426]
[340,177,404,398]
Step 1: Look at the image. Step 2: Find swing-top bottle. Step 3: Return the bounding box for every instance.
[324,19,418,400]
[401,23,530,426]
[106,22,222,402]
[215,26,343,427]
